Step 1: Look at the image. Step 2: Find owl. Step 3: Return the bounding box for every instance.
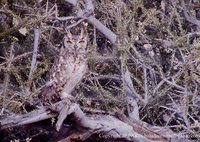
[40,27,88,105]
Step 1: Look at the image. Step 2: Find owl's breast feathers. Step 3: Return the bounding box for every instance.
[40,48,87,104]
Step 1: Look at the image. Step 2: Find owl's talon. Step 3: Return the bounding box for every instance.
[44,105,58,113]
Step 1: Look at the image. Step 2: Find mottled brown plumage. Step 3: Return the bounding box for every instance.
[40,28,88,105]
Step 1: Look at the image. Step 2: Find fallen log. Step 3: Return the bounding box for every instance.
[1,99,170,142]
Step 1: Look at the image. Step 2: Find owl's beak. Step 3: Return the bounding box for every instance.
[74,44,78,51]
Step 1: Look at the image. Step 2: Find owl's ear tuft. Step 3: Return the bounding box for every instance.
[80,27,88,39]
[80,22,88,37]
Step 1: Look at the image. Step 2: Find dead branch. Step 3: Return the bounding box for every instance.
[123,67,140,120]
[1,43,14,115]
[123,67,145,104]
[116,110,169,142]
[65,0,117,44]
[28,0,42,81]
[180,0,200,27]
[0,108,57,129]
[28,27,40,80]
[0,100,172,142]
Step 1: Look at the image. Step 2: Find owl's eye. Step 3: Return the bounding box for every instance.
[66,41,72,44]
[79,41,85,44]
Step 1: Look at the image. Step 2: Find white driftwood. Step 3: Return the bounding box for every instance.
[0,108,56,129]
[1,96,193,142]
[0,102,169,142]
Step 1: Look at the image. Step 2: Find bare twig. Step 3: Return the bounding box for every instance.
[124,67,141,120]
[87,16,117,44]
[1,43,14,115]
[28,0,41,81]
[124,67,145,104]
[65,0,117,44]
[65,0,78,6]
[28,26,40,80]
[66,18,86,29]
[163,78,185,91]
[181,0,200,27]
[143,67,148,104]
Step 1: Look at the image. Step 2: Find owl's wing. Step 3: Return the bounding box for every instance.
[39,47,66,104]
[49,47,65,76]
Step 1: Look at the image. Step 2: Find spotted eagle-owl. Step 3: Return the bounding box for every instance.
[40,28,88,104]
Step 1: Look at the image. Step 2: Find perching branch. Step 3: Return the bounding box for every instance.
[0,99,171,142]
